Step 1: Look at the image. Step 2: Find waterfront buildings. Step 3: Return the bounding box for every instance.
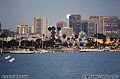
[16,22,34,35]
[81,20,89,35]
[16,24,28,34]
[88,16,100,37]
[15,33,41,39]
[69,14,82,35]
[34,17,49,37]
[56,21,67,36]
[100,16,118,37]
[59,27,74,38]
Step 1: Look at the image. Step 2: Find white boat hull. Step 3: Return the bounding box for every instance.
[10,50,34,54]
[39,49,48,53]
[79,49,104,52]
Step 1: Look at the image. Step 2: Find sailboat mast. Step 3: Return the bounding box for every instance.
[19,20,21,46]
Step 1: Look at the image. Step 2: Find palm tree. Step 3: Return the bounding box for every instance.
[79,38,82,42]
[110,37,114,41]
[57,27,61,31]
[63,34,66,39]
[57,27,61,37]
[75,34,78,39]
[51,26,56,41]
[52,26,56,31]
[0,33,6,41]
[67,37,70,41]
[48,27,52,31]
[48,26,56,47]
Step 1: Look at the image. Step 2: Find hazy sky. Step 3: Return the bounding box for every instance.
[0,0,120,30]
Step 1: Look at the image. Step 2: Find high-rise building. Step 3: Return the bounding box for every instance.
[16,24,28,34]
[88,16,100,37]
[118,19,120,38]
[59,27,74,38]
[28,26,34,34]
[34,17,49,37]
[100,16,118,37]
[118,19,120,30]
[69,14,81,35]
[88,22,95,37]
[81,20,89,35]
[56,21,67,36]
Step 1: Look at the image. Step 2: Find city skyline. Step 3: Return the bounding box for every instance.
[0,0,120,30]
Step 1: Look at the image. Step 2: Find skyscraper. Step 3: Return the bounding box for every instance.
[34,17,49,37]
[88,22,95,37]
[81,20,89,35]
[69,14,81,35]
[88,16,100,37]
[100,16,118,37]
[56,21,67,36]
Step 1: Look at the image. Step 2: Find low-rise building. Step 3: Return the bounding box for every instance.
[59,27,74,38]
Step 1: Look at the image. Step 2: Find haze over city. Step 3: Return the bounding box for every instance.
[0,0,120,30]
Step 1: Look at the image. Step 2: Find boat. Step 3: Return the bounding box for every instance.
[39,49,49,53]
[79,48,104,52]
[5,55,10,59]
[10,50,34,54]
[103,47,110,51]
[9,58,15,62]
[10,48,34,54]
[29,48,39,53]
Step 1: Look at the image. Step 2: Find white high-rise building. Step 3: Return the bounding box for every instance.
[88,16,100,37]
[34,17,49,37]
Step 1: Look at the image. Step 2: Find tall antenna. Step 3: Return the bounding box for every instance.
[19,20,22,46]
[102,11,105,35]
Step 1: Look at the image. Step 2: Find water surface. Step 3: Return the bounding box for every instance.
[0,52,120,79]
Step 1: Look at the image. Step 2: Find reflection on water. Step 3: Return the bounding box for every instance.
[0,52,120,79]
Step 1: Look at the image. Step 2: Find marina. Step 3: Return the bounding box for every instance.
[1,47,120,54]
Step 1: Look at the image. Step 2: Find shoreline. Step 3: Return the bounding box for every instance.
[1,48,120,53]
